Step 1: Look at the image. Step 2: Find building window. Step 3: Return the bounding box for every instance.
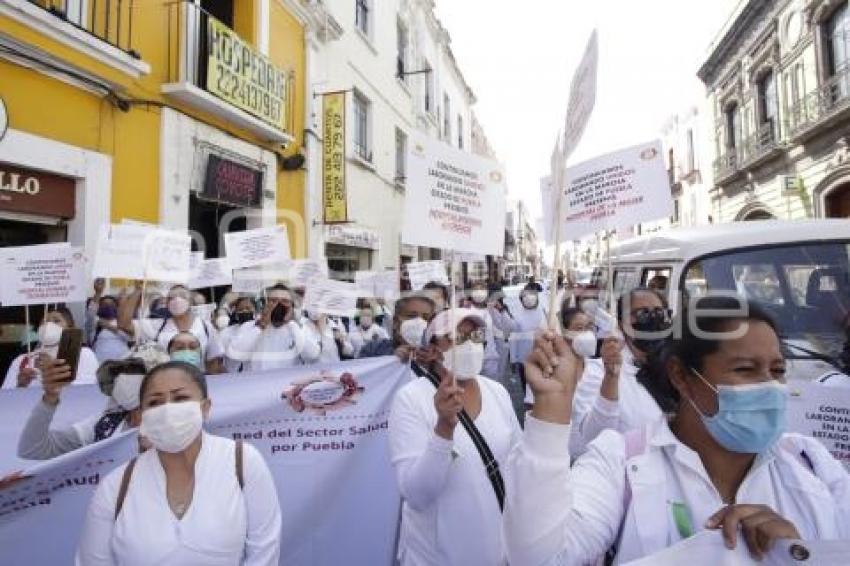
[443,93,451,142]
[826,3,850,77]
[686,128,695,173]
[672,198,681,224]
[397,20,409,82]
[725,103,741,150]
[457,116,464,149]
[353,91,371,162]
[758,70,778,138]
[395,128,407,185]
[355,0,370,37]
[422,60,434,113]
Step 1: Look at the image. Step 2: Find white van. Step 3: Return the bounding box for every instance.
[602,219,850,384]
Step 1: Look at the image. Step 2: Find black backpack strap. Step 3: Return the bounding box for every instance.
[114,458,138,520]
[411,361,506,511]
[154,318,169,341]
[235,440,244,489]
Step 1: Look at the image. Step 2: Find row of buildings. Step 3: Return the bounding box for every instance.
[573,0,850,268]
[0,0,503,284]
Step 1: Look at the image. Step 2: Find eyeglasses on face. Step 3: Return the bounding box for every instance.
[455,327,485,345]
[630,307,672,325]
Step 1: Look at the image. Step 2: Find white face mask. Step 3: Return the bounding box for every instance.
[471,290,488,304]
[214,315,230,330]
[521,294,539,309]
[400,317,428,347]
[112,373,145,410]
[140,401,203,453]
[38,321,63,347]
[442,341,484,380]
[168,296,191,317]
[570,330,599,359]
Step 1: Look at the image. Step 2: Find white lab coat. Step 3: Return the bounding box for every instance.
[508,305,547,365]
[389,376,521,566]
[75,433,281,566]
[504,416,850,566]
[349,323,389,358]
[132,317,223,362]
[3,347,99,390]
[300,317,353,364]
[226,320,319,372]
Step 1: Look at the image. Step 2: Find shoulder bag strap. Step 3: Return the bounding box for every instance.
[411,361,506,511]
[114,457,138,520]
[235,440,245,489]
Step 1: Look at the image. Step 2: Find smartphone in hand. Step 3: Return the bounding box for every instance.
[56,328,84,383]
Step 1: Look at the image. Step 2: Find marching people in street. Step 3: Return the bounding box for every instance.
[86,279,131,363]
[16,354,167,460]
[389,309,520,565]
[358,294,436,359]
[467,281,517,380]
[509,282,548,371]
[505,295,850,565]
[75,361,282,565]
[3,307,99,389]
[118,284,225,374]
[349,302,390,358]
[301,310,354,364]
[226,284,319,371]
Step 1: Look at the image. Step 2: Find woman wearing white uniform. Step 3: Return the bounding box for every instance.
[349,304,390,358]
[568,287,668,456]
[4,307,99,389]
[389,309,521,566]
[505,296,850,565]
[300,310,354,364]
[76,361,281,565]
[468,282,517,380]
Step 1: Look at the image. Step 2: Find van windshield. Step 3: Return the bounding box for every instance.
[683,242,850,364]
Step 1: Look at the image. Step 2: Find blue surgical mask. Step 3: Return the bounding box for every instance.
[171,349,203,369]
[687,368,787,454]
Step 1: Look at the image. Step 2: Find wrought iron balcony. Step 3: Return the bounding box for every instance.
[740,122,780,165]
[25,0,138,56]
[713,149,741,183]
[787,65,850,140]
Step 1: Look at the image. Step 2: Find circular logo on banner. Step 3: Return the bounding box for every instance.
[281,371,364,415]
[0,97,8,143]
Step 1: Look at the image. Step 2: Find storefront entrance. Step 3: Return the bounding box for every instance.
[826,183,850,217]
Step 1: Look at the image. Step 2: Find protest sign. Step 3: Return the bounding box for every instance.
[402,133,506,255]
[224,225,291,270]
[91,224,149,280]
[563,29,598,160]
[189,258,234,290]
[302,278,359,317]
[0,244,87,306]
[406,260,449,291]
[552,140,672,241]
[0,357,408,566]
[623,531,754,565]
[143,228,192,283]
[787,381,850,469]
[288,258,328,288]
[355,270,400,300]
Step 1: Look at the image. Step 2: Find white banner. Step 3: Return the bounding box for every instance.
[302,278,359,317]
[0,358,409,565]
[144,228,192,283]
[555,140,672,240]
[91,224,149,280]
[563,29,598,160]
[0,244,87,306]
[224,226,291,270]
[406,260,448,291]
[402,133,506,255]
[355,271,400,300]
[787,381,850,469]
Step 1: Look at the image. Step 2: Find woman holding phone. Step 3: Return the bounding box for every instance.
[76,361,281,565]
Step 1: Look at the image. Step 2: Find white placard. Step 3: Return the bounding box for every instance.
[302,278,359,317]
[355,270,400,300]
[554,140,672,241]
[406,260,449,291]
[289,258,328,288]
[231,268,268,294]
[224,225,291,270]
[402,133,507,255]
[144,229,192,283]
[189,258,234,290]
[623,531,753,566]
[787,381,850,469]
[563,29,598,160]
[0,245,88,306]
[91,224,149,280]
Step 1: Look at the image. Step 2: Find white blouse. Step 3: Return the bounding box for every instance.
[3,347,99,390]
[504,416,850,566]
[75,433,281,566]
[389,375,521,566]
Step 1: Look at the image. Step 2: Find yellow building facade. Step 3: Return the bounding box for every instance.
[0,0,308,260]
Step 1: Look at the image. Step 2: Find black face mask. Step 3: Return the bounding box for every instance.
[629,308,672,354]
[233,311,255,325]
[270,303,288,327]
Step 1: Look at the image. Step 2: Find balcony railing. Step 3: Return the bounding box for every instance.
[713,149,740,182]
[787,65,850,139]
[713,122,780,182]
[26,0,137,56]
[164,1,294,142]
